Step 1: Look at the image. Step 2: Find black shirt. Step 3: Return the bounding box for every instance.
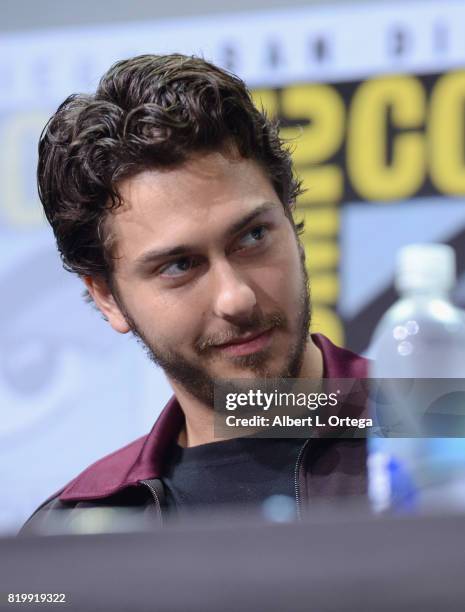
[162,437,307,516]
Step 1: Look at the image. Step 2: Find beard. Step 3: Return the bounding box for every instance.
[117,248,311,408]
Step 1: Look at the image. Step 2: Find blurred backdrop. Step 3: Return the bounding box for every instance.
[1,0,464,533]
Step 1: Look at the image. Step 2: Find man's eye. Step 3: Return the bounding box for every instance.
[237,225,268,249]
[160,257,197,277]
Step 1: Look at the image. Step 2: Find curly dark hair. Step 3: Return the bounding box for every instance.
[38,53,303,281]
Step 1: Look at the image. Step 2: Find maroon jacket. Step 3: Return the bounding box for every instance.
[22,334,369,534]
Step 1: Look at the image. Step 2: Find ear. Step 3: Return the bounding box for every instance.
[82,276,131,334]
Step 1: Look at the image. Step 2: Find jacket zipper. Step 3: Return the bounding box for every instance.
[140,442,310,524]
[139,479,164,525]
[294,439,310,520]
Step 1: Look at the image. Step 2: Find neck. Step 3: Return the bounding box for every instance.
[170,335,324,448]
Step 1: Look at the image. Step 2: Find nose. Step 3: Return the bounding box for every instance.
[212,262,257,322]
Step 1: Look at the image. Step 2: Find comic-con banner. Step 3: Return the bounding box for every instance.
[252,70,465,351]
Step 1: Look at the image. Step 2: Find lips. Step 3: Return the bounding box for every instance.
[215,329,273,357]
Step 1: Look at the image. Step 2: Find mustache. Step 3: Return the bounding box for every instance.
[195,312,286,354]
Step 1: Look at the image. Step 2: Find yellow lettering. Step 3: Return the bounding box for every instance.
[296,165,343,203]
[311,305,344,347]
[429,71,465,195]
[347,75,426,200]
[296,205,339,237]
[302,239,339,272]
[250,88,278,116]
[310,273,339,304]
[282,85,345,202]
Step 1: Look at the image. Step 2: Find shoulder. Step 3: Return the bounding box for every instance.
[18,492,72,536]
[20,396,184,534]
[18,479,155,536]
[59,435,149,501]
[19,435,148,536]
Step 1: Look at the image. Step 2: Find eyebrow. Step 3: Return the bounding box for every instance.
[134,201,279,271]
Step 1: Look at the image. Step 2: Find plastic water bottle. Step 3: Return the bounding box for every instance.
[368,243,465,513]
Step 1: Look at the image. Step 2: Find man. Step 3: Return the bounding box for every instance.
[23,54,368,533]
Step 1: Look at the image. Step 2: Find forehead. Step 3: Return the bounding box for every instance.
[108,151,281,262]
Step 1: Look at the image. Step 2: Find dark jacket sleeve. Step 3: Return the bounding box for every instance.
[19,487,162,536]
[18,494,75,536]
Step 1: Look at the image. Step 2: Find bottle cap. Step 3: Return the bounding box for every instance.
[395,243,456,293]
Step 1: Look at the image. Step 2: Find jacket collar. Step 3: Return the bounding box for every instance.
[312,333,369,379]
[60,333,368,501]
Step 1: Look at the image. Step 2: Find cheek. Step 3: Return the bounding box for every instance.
[133,287,209,348]
[253,248,303,305]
